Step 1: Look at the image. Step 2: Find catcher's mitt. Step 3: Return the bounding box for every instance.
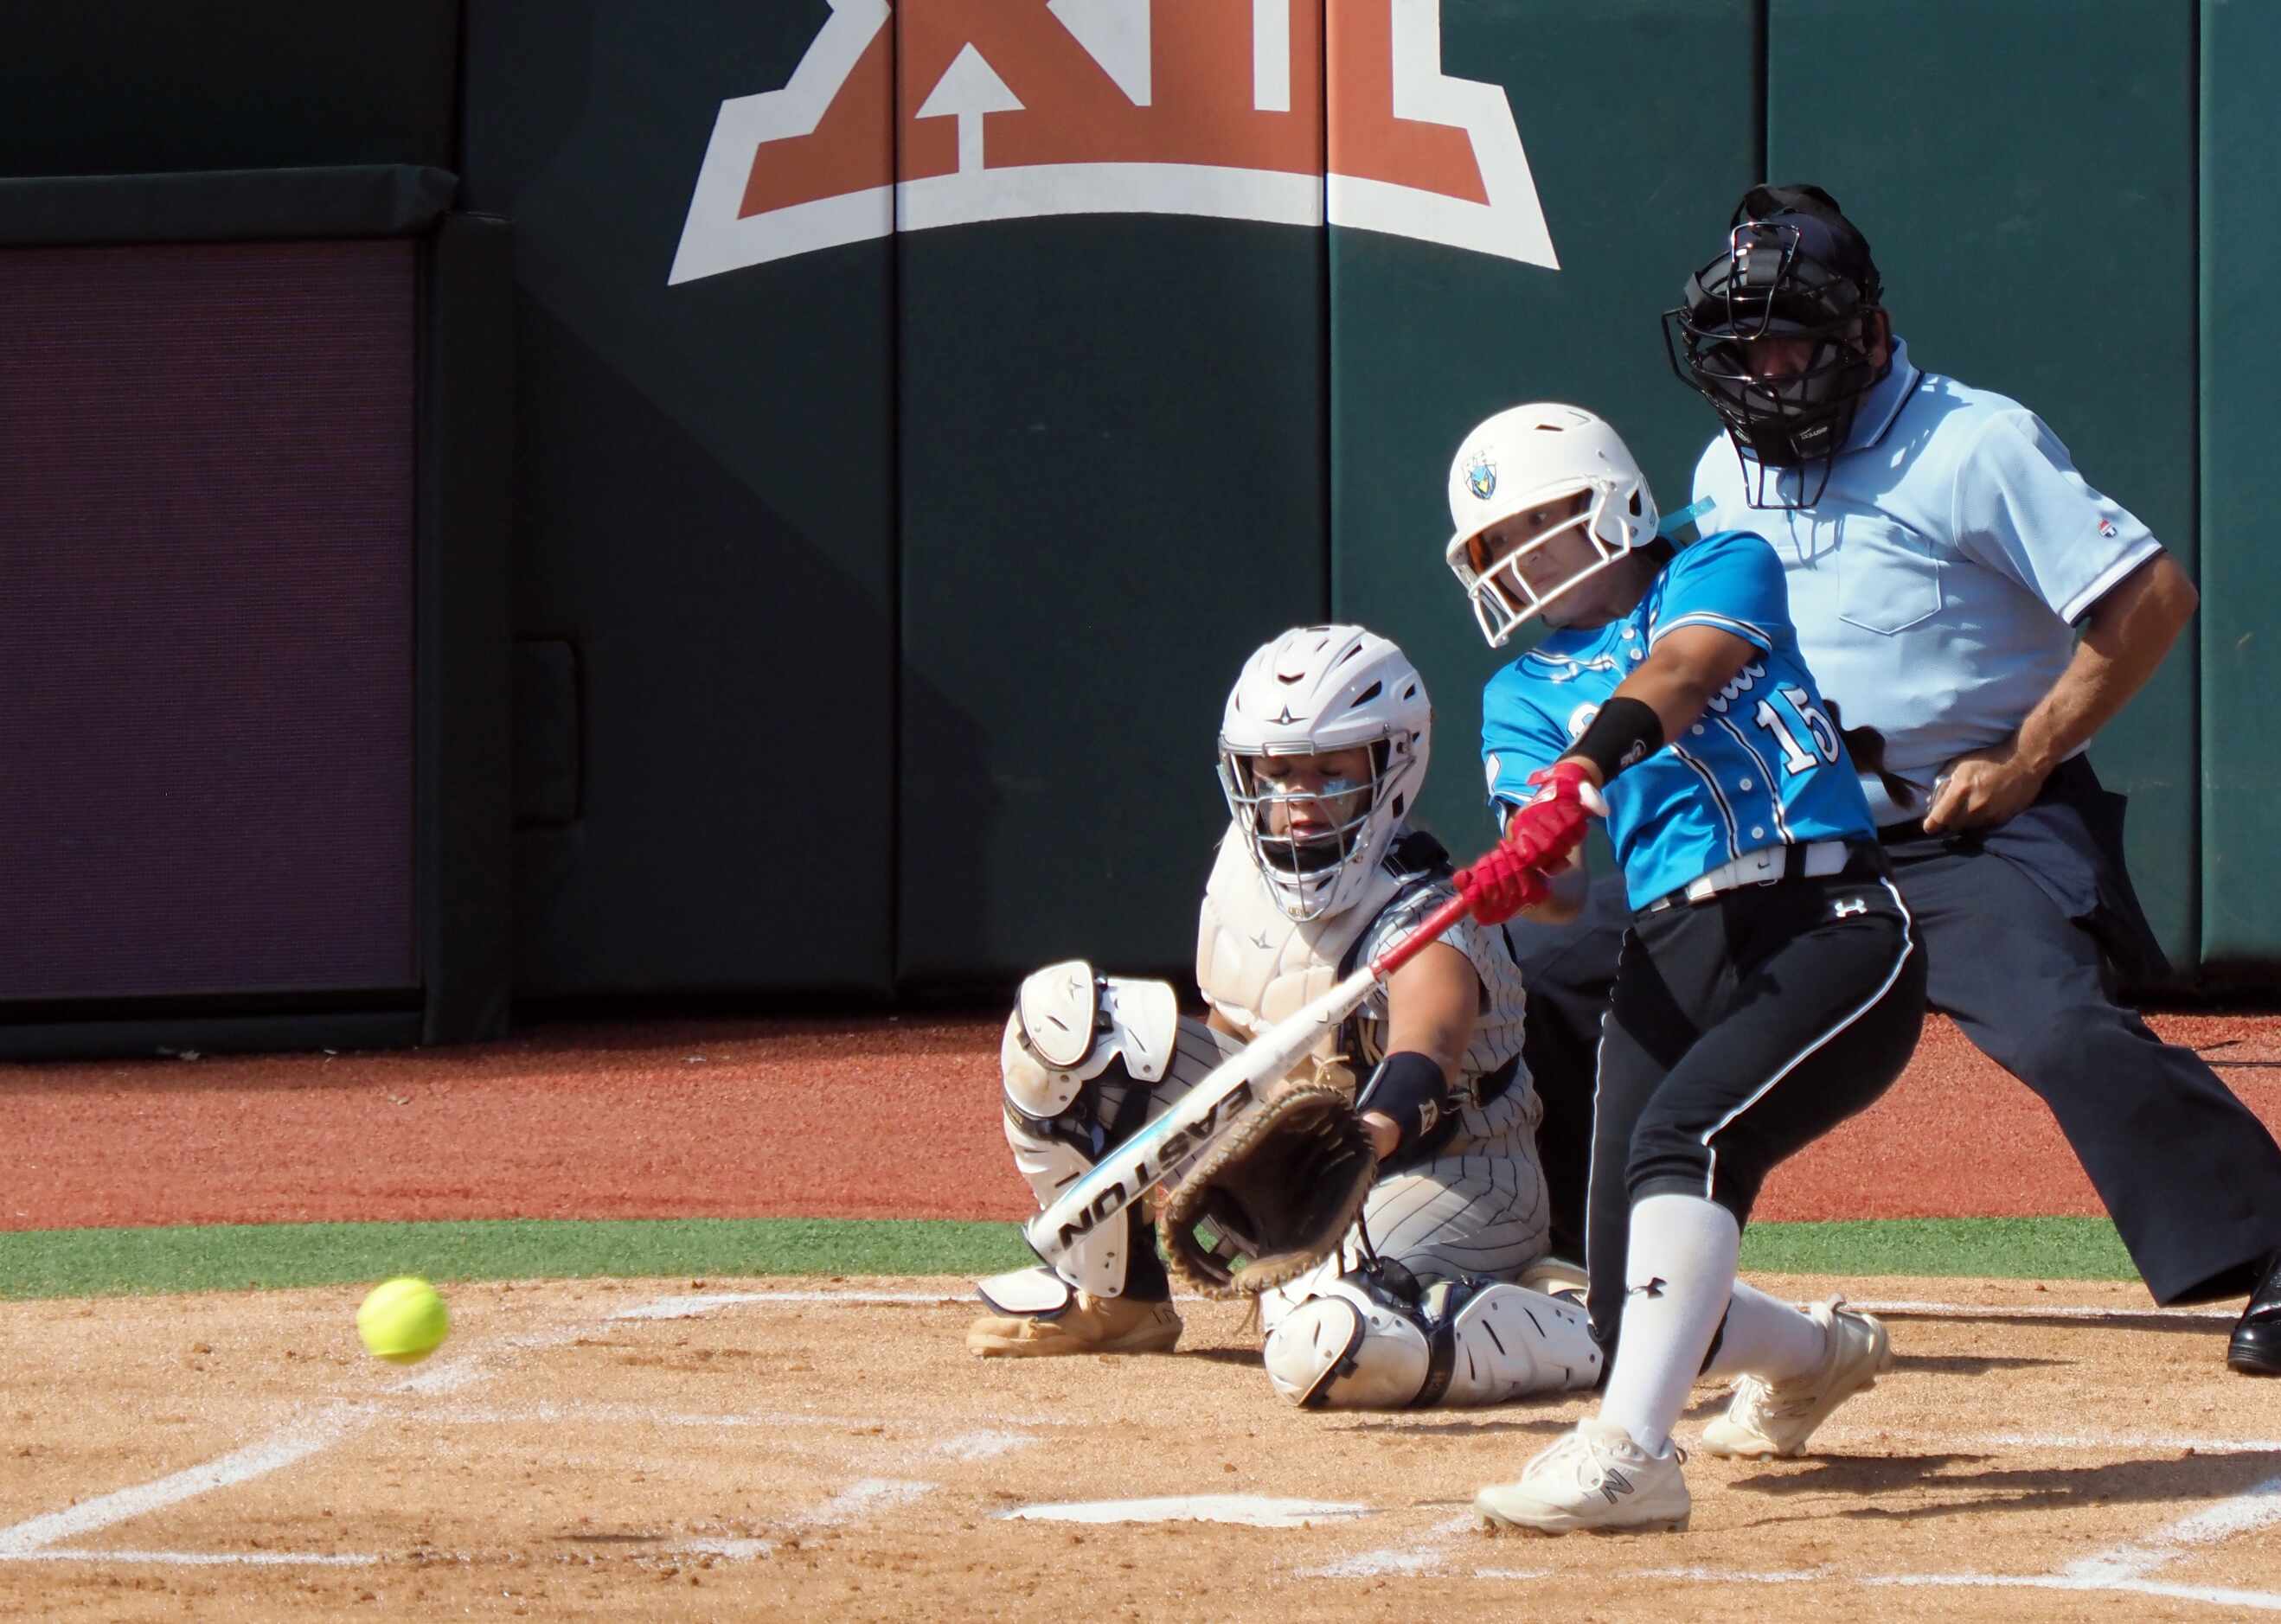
[1157,1081,1378,1297]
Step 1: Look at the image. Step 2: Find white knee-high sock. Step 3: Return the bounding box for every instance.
[1597,1193,1741,1457]
[1700,1280,1827,1383]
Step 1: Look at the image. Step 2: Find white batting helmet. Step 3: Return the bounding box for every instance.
[1445,403,1661,645]
[1217,625,1432,923]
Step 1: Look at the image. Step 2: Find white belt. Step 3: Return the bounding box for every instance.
[1648,840,1853,911]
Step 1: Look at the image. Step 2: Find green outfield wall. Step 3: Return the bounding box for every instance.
[17,2,2280,1019]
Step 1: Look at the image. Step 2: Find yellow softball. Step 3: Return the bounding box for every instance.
[356,1276,450,1365]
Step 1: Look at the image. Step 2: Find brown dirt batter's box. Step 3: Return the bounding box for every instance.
[2,1275,2276,1621]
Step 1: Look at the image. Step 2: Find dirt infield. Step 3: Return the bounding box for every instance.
[6,1015,2279,1618]
[8,1012,2279,1231]
[3,1275,2277,1621]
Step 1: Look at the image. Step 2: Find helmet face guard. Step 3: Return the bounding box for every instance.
[1445,481,1634,644]
[1215,745,1391,923]
[1663,220,1882,504]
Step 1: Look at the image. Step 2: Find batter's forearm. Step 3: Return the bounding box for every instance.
[1603,625,1762,745]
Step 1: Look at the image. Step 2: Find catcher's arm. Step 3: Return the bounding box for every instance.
[1357,941,1481,1160]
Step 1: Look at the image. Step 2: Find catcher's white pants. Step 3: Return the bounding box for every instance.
[1097,1017,1553,1288]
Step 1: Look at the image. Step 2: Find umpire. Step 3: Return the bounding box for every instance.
[1516,182,2281,1376]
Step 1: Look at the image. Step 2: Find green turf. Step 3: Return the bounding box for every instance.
[0,1213,2143,1300]
[1737,1217,2137,1282]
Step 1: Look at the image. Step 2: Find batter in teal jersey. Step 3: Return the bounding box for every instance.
[1437,403,1926,1538]
[1480,524,1874,909]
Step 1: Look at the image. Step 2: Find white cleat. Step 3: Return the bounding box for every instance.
[1701,1298,1893,1459]
[1475,1419,1690,1535]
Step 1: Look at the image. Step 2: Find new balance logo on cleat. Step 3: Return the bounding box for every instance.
[1475,1419,1692,1534]
[1834,897,1868,917]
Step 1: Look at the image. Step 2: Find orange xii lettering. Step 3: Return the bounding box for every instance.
[670,0,1556,284]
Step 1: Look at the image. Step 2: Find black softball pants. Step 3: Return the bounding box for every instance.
[1582,859,1928,1346]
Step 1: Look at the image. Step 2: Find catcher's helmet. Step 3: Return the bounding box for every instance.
[1217,625,1431,923]
[1663,183,1885,492]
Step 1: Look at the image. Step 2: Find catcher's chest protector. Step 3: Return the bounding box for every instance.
[1194,824,1411,1057]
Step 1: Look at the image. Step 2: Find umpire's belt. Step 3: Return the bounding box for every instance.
[1642,839,1857,914]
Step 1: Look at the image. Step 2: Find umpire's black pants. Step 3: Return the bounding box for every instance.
[1582,854,1926,1344]
[1522,833,2281,1308]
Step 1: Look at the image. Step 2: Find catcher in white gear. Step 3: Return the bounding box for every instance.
[968,625,1599,1409]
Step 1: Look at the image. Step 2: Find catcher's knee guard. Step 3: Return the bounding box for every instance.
[999,960,1180,1298]
[1262,1272,1601,1409]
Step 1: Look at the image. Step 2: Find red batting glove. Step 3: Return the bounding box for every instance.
[1457,761,1610,923]
[1503,759,1605,870]
[1453,841,1551,926]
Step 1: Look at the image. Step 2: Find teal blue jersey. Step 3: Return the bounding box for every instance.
[1481,529,1876,910]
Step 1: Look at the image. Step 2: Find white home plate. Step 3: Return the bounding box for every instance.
[998,1496,1373,1529]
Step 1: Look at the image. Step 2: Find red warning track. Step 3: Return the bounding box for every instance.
[3,1013,2278,1233]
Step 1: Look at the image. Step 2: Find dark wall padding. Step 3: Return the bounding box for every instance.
[1331,0,1761,859]
[5,3,460,177]
[0,166,458,246]
[418,214,516,1044]
[2197,0,2281,977]
[1769,0,2200,972]
[0,240,420,1003]
[464,3,898,995]
[895,218,1330,986]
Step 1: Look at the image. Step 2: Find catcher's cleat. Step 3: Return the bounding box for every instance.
[967,1290,1182,1358]
[1475,1419,1689,1534]
[1516,1254,1590,1297]
[1700,1298,1892,1458]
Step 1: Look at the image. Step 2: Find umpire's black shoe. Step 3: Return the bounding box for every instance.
[2228,1252,2281,1376]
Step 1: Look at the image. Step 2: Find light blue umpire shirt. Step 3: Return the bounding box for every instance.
[1688,336,2165,826]
[1481,528,1877,911]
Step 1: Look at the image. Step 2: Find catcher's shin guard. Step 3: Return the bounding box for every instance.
[1262,1271,1431,1407]
[998,961,1182,1298]
[1434,1279,1602,1401]
[1263,1274,1601,1408]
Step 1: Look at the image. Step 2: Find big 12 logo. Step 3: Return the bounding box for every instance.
[671,0,1556,284]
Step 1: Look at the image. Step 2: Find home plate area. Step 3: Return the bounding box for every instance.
[2,1277,2278,1621]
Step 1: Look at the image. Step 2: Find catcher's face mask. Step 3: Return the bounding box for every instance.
[1221,745,1380,917]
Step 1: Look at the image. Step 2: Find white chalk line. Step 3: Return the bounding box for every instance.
[1464,1566,2281,1610]
[1804,1427,2281,1455]
[1865,1573,2281,1613]
[1009,1497,1374,1531]
[0,1295,942,1568]
[801,1479,937,1528]
[0,1311,614,1557]
[1853,1298,2235,1322]
[1298,1512,1472,1576]
[2062,1471,2281,1583]
[684,1536,776,1561]
[0,1403,368,1558]
[614,1289,957,1319]
[619,1287,2239,1326]
[0,1548,378,1569]
[1317,1452,2281,1607]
